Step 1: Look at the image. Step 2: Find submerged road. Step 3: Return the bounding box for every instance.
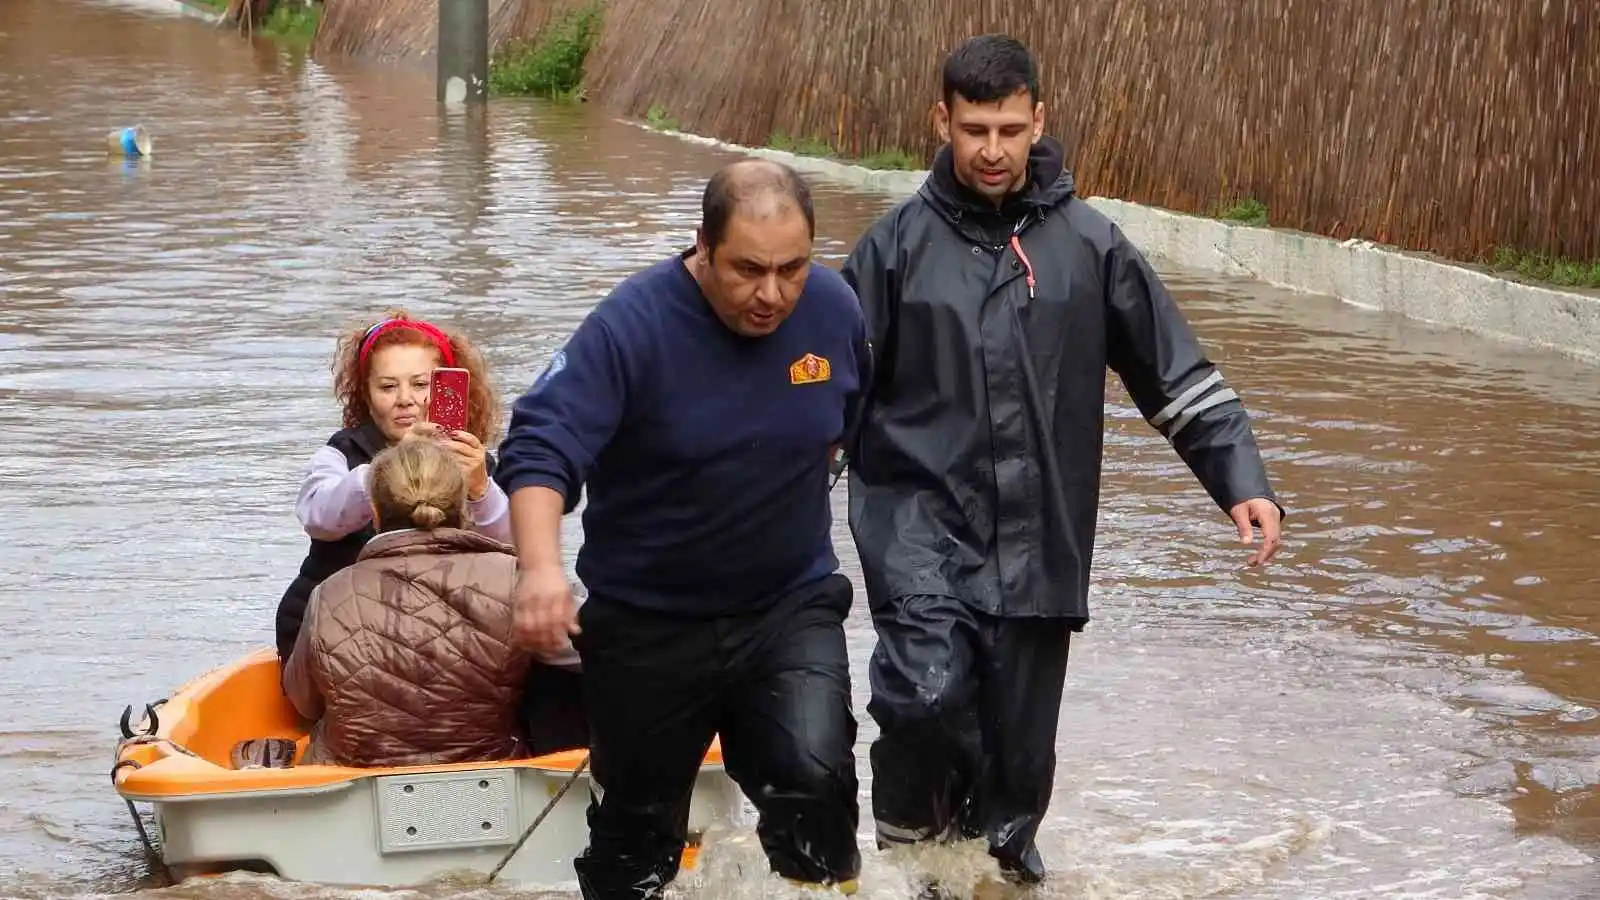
[1,1,1598,897]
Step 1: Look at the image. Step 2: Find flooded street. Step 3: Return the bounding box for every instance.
[3,1,1600,897]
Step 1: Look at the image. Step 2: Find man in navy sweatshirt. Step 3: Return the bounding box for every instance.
[494,159,869,899]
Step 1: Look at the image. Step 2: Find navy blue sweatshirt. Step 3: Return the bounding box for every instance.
[495,251,871,616]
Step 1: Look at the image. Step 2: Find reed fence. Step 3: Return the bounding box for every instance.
[585,0,1600,263]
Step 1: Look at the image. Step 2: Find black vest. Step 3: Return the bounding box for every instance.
[272,423,497,662]
[275,423,385,663]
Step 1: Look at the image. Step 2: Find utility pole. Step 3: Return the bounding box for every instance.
[437,0,489,105]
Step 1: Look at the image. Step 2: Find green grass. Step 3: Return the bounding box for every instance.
[856,149,921,171]
[767,132,922,171]
[489,4,602,100]
[260,2,319,48]
[1217,197,1269,226]
[769,132,834,158]
[645,104,678,132]
[1483,247,1600,289]
[1207,197,1598,291]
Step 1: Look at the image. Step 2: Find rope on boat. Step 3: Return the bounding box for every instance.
[111,701,189,886]
[486,753,591,884]
[120,791,176,887]
[116,732,205,759]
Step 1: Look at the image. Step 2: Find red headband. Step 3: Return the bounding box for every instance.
[358,319,458,371]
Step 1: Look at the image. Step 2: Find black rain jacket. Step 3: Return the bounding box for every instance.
[841,136,1283,622]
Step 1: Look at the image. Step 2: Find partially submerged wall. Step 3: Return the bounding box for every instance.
[651,125,1600,363]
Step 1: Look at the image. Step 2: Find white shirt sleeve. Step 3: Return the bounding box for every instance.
[295,446,374,541]
[467,478,513,544]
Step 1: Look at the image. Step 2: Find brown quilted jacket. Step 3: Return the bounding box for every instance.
[282,528,547,768]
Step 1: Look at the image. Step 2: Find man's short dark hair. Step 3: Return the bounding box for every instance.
[942,34,1039,108]
[700,159,816,256]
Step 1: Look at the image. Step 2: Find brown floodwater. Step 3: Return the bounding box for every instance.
[2,1,1599,898]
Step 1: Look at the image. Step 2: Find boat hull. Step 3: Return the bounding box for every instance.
[142,761,742,886]
[114,648,746,887]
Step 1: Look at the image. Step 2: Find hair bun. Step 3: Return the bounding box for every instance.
[411,504,447,529]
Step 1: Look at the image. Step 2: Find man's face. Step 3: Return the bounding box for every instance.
[696,207,812,337]
[936,88,1044,203]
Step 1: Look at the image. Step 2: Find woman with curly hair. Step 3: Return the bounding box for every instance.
[274,309,508,664]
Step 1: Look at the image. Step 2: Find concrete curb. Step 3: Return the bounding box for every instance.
[162,0,225,24]
[628,120,1600,364]
[105,0,221,20]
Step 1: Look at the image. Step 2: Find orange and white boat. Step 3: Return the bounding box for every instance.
[111,648,744,887]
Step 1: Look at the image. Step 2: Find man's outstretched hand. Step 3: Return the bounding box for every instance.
[1229,498,1283,567]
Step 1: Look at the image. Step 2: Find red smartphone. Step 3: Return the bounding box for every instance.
[427,367,470,434]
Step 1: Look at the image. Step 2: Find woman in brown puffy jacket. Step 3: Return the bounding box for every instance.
[282,436,583,768]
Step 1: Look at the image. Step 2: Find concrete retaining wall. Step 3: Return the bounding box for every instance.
[125,0,224,23]
[643,123,1600,365]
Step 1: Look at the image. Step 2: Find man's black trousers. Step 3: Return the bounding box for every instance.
[571,573,862,900]
[866,593,1073,884]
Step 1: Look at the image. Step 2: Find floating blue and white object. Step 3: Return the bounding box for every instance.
[106,125,152,157]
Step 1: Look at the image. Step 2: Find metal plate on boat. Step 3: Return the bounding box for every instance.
[374,770,520,854]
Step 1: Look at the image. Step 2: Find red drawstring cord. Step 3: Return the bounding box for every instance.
[1009,234,1036,299]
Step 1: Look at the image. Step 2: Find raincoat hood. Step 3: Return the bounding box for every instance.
[923,135,1076,228]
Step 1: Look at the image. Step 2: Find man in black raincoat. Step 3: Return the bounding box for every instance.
[840,34,1285,888]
